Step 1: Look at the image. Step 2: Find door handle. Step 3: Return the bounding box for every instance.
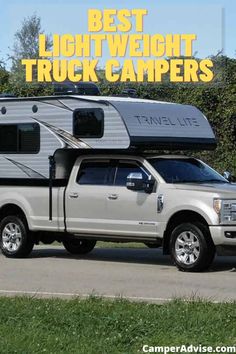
[108,194,118,200]
[69,192,79,199]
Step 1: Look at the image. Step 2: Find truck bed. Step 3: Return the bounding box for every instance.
[0,184,66,232]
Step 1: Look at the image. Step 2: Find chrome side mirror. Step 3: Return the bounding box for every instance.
[126,173,144,191]
[126,173,155,193]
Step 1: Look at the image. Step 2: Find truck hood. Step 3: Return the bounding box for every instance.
[174,182,236,197]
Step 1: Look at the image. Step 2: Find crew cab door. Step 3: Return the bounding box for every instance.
[105,159,159,238]
[65,159,114,234]
[65,157,160,239]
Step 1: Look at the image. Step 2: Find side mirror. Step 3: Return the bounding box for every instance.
[223,171,232,182]
[126,173,155,193]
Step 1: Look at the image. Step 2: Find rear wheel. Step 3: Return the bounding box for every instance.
[170,222,215,272]
[0,215,34,258]
[63,238,96,255]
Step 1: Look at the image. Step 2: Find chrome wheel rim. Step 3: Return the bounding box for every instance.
[175,231,200,265]
[2,223,22,252]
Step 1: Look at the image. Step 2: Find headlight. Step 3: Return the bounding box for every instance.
[213,199,222,214]
[214,199,236,223]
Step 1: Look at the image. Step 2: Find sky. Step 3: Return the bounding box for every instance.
[0,0,235,69]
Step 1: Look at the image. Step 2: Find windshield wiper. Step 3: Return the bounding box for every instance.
[197,179,228,184]
[172,179,227,184]
[172,180,203,184]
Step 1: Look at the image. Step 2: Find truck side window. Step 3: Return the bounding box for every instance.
[114,160,147,186]
[77,160,112,185]
[73,108,104,138]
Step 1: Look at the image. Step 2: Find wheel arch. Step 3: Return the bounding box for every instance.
[163,210,210,255]
[0,204,29,229]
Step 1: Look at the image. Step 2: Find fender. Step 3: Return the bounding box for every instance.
[0,191,35,230]
[164,202,219,228]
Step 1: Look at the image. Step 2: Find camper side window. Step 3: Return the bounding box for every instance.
[73,108,104,138]
[0,123,40,154]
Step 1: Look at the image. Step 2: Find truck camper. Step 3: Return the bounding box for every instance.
[0,96,235,272]
[0,95,216,179]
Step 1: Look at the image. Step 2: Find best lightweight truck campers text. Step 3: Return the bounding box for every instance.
[21,9,214,83]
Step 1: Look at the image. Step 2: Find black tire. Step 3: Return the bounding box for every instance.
[170,222,215,272]
[144,242,160,249]
[63,238,96,255]
[0,215,34,258]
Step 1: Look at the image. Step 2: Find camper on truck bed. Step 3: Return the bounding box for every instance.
[0,96,235,272]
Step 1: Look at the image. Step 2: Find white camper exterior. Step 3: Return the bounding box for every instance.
[0,95,216,179]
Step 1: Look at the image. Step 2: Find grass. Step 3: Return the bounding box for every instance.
[0,297,235,354]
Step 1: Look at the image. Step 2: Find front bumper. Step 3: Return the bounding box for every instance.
[210,225,236,246]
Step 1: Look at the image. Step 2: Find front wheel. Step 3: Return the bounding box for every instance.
[63,238,96,255]
[170,222,215,272]
[0,215,34,258]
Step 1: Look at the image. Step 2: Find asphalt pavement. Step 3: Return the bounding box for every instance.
[0,246,235,302]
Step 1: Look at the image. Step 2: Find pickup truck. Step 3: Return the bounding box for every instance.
[0,153,236,272]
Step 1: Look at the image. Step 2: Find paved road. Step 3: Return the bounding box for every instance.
[0,246,235,302]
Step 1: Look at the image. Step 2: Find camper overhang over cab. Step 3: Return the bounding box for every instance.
[0,95,216,179]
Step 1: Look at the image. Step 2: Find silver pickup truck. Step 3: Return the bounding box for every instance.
[0,154,236,272]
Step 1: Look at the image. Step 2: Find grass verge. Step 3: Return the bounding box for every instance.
[0,297,235,354]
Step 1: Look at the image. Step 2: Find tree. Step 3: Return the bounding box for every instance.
[0,58,5,69]
[0,56,9,88]
[10,14,52,75]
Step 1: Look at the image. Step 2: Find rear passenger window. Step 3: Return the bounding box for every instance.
[77,160,112,185]
[114,161,147,186]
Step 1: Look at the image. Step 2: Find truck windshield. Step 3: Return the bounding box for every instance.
[148,158,228,184]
